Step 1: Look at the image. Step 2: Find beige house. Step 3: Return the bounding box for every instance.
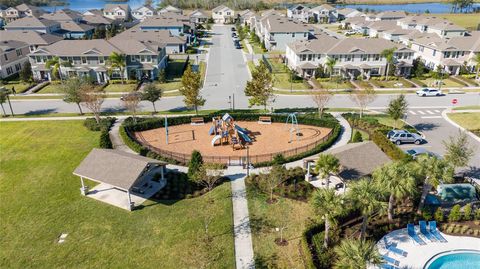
[0,40,30,79]
[103,4,131,21]
[212,5,234,24]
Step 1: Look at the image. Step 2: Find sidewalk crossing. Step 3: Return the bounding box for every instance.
[408,109,444,118]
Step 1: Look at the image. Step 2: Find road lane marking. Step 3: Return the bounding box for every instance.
[417,110,426,115]
[426,110,435,114]
[421,116,442,119]
[434,110,441,113]
[409,111,417,115]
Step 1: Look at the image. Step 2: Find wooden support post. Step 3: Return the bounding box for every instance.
[80,176,87,195]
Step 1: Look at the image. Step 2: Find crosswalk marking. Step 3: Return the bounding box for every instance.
[409,111,417,115]
[426,110,435,115]
[417,110,426,115]
[434,110,441,113]
[421,116,442,119]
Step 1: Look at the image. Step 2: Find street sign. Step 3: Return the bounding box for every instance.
[452,98,458,105]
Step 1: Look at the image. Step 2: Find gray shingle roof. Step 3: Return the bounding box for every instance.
[73,149,165,190]
[4,16,59,28]
[41,9,82,22]
[0,30,62,45]
[104,4,130,13]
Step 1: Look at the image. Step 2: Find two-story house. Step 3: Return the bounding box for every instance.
[189,9,208,24]
[4,16,61,34]
[103,4,131,21]
[285,37,414,79]
[138,13,192,37]
[309,4,338,23]
[237,9,255,25]
[82,9,115,30]
[132,5,156,21]
[397,15,467,38]
[259,14,314,51]
[212,5,234,24]
[41,9,95,39]
[0,40,30,79]
[287,4,311,23]
[29,39,168,82]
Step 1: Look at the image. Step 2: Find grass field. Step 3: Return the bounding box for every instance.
[432,13,480,30]
[2,82,33,93]
[103,83,137,92]
[246,183,313,268]
[0,121,234,268]
[448,112,480,130]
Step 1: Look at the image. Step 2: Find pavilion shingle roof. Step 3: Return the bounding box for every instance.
[73,149,165,190]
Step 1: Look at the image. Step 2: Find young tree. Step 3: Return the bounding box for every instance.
[121,92,141,123]
[142,83,162,113]
[61,76,87,115]
[45,56,72,81]
[19,61,32,82]
[311,188,344,248]
[381,47,396,80]
[413,58,426,78]
[244,62,274,111]
[188,150,204,179]
[443,130,475,171]
[0,88,7,116]
[415,155,454,213]
[108,52,126,83]
[262,164,286,203]
[315,154,340,188]
[373,162,416,221]
[192,163,224,192]
[80,84,105,124]
[158,68,167,83]
[311,90,332,118]
[325,56,337,81]
[473,53,480,80]
[348,178,387,240]
[273,198,291,245]
[180,64,205,115]
[333,239,382,269]
[349,88,377,118]
[387,94,408,129]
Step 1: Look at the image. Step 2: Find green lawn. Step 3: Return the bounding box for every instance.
[37,83,62,93]
[246,183,313,268]
[370,79,414,88]
[420,78,464,88]
[318,80,354,89]
[2,82,33,93]
[366,114,405,129]
[248,37,265,54]
[448,112,480,130]
[356,80,373,89]
[432,13,480,30]
[273,73,310,90]
[156,61,205,93]
[351,128,370,141]
[0,121,234,268]
[103,83,137,92]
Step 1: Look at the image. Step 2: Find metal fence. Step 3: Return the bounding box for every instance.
[134,129,334,166]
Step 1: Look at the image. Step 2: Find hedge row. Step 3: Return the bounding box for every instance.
[343,113,410,161]
[84,117,116,149]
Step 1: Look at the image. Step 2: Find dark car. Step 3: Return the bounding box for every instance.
[231,27,236,31]
[231,32,237,37]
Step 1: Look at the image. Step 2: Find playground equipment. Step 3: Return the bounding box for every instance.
[209,113,253,150]
[286,113,301,143]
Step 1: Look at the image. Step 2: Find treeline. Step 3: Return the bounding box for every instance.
[0,0,65,7]
[159,0,274,10]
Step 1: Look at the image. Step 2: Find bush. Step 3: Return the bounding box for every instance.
[422,208,433,221]
[475,209,480,220]
[99,131,113,149]
[188,150,203,179]
[152,171,204,200]
[352,131,363,143]
[272,154,286,165]
[434,207,444,222]
[464,204,472,221]
[448,205,462,222]
[84,117,116,132]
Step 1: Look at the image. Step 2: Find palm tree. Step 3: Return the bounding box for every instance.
[315,154,340,188]
[415,155,454,214]
[381,48,396,81]
[325,56,337,82]
[333,239,383,269]
[311,188,344,248]
[108,52,126,83]
[45,56,72,81]
[473,53,480,80]
[348,178,387,240]
[373,162,416,221]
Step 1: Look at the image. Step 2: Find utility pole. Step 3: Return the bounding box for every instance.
[232,93,235,111]
[6,91,13,116]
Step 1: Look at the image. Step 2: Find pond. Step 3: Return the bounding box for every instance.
[42,0,161,12]
[338,2,480,14]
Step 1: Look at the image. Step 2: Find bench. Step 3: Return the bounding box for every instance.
[258,116,272,125]
[191,117,205,125]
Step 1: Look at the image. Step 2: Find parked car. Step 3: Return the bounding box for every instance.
[390,131,424,145]
[404,148,440,159]
[235,42,242,49]
[231,27,236,31]
[387,129,409,139]
[416,88,442,97]
[344,30,356,36]
[231,32,237,37]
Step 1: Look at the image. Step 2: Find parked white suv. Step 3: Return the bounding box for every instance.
[389,131,424,145]
[416,88,442,97]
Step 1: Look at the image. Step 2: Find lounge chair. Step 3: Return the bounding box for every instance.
[419,220,437,242]
[380,264,398,269]
[407,224,426,245]
[383,237,408,257]
[429,221,448,243]
[381,255,400,266]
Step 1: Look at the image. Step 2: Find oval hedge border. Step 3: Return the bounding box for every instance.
[120,112,341,167]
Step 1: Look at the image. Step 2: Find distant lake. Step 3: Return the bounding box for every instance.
[338,2,480,13]
[42,0,161,12]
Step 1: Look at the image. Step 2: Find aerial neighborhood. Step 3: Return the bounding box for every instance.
[1,1,480,269]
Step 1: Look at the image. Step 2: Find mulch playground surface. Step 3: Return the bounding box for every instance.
[135,121,331,158]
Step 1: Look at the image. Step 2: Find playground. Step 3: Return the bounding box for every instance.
[135,114,332,163]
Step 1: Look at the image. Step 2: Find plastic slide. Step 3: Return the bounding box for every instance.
[211,135,222,146]
[235,125,249,134]
[237,130,252,143]
[208,126,215,135]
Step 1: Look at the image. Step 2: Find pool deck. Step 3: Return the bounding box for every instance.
[371,226,480,269]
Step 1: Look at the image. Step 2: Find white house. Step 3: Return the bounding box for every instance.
[132,5,156,21]
[103,4,131,21]
[287,4,311,23]
[212,5,234,24]
[159,5,182,14]
[285,37,414,79]
[309,4,338,23]
[257,14,314,51]
[189,9,208,24]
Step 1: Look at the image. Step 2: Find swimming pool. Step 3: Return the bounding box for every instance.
[425,250,480,269]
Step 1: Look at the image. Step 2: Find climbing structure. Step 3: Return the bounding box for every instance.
[286,113,300,143]
[208,113,253,150]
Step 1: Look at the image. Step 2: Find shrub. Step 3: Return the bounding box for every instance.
[188,150,203,179]
[475,209,480,220]
[272,154,286,165]
[99,130,113,149]
[448,205,462,222]
[422,208,433,221]
[464,204,472,221]
[352,131,363,143]
[84,117,116,132]
[434,207,444,222]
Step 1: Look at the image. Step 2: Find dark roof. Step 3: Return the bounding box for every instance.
[73,149,166,190]
[328,141,391,180]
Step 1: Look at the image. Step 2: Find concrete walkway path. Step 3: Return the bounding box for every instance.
[227,166,255,269]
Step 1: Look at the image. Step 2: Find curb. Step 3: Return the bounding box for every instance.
[441,109,480,143]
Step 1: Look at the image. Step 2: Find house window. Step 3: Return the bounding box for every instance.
[292,33,295,37]
[371,68,379,75]
[374,54,380,61]
[419,46,424,52]
[6,67,13,75]
[16,49,22,56]
[307,54,313,61]
[361,55,367,61]
[15,63,21,71]
[433,50,436,56]
[81,57,87,64]
[99,57,104,64]
[4,54,8,61]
